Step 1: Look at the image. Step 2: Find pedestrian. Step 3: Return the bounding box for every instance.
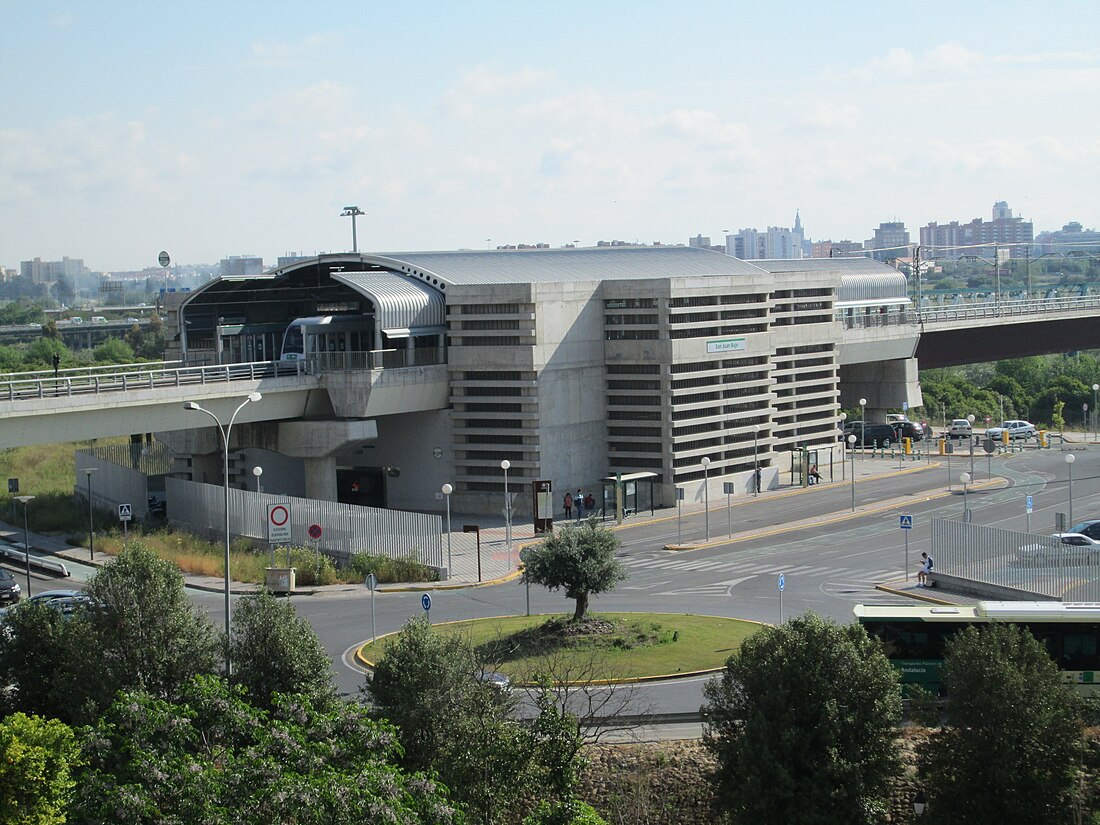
[918,552,934,587]
[584,492,595,512]
[575,489,585,519]
[809,463,822,485]
[754,467,762,494]
[563,491,573,519]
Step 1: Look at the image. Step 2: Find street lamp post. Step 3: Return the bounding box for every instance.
[1066,453,1076,527]
[967,414,976,477]
[441,483,453,575]
[701,456,711,541]
[1093,384,1099,442]
[252,465,263,493]
[340,206,364,253]
[753,424,761,497]
[960,472,971,522]
[838,413,847,480]
[183,391,262,677]
[84,467,98,561]
[500,460,512,563]
[859,398,867,460]
[847,435,856,511]
[14,495,34,596]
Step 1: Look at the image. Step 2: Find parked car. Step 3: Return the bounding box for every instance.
[891,421,924,442]
[948,419,973,439]
[0,589,92,619]
[987,420,1037,441]
[1017,532,1100,566]
[846,423,897,447]
[886,413,909,423]
[0,569,21,605]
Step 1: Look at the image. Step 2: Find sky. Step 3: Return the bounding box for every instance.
[3,0,1100,272]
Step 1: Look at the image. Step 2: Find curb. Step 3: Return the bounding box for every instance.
[354,612,766,684]
[664,474,1006,553]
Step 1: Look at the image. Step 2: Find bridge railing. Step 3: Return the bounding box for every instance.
[0,359,311,402]
[913,294,1100,325]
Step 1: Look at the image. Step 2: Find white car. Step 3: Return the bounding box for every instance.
[987,420,1036,441]
[948,419,973,439]
[1017,522,1100,565]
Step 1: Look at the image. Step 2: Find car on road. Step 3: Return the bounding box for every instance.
[1016,522,1100,565]
[845,422,897,447]
[0,588,91,619]
[987,420,1037,441]
[891,421,924,442]
[948,419,973,439]
[0,569,21,605]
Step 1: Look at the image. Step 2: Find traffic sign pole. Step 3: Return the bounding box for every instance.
[900,515,913,581]
[778,573,785,624]
[422,592,432,625]
[366,573,377,643]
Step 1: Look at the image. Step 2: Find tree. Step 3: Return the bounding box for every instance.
[521,518,626,621]
[69,675,462,824]
[523,799,607,825]
[0,712,81,825]
[0,600,84,720]
[368,618,585,823]
[229,591,335,708]
[92,336,134,363]
[918,623,1084,824]
[702,613,902,825]
[70,543,220,721]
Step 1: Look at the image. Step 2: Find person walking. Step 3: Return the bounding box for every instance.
[563,491,573,519]
[575,489,585,520]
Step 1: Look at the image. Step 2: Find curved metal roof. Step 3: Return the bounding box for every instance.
[360,246,766,287]
[331,270,445,332]
[837,272,910,303]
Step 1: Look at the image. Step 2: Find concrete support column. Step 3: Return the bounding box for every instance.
[839,358,923,420]
[303,456,339,502]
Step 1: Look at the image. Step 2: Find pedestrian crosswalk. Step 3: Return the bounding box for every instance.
[623,552,902,599]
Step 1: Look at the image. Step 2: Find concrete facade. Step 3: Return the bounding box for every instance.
[152,247,917,517]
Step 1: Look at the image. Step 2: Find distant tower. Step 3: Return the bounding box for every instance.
[992,201,1012,221]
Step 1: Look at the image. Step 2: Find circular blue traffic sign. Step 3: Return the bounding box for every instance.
[778,573,785,591]
[421,593,432,611]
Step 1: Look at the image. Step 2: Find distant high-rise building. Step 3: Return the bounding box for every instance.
[866,222,911,262]
[726,213,805,260]
[812,240,864,258]
[919,201,1033,259]
[689,234,711,249]
[19,256,87,284]
[1034,221,1100,256]
[219,256,264,276]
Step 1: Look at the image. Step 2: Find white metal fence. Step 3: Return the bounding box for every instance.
[932,517,1100,602]
[165,476,443,568]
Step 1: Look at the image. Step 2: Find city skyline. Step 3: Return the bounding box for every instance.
[3,1,1099,271]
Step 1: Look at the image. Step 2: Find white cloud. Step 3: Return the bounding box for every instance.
[250,33,342,66]
[444,65,554,118]
[798,102,862,130]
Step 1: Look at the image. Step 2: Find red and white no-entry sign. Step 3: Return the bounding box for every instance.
[267,504,291,543]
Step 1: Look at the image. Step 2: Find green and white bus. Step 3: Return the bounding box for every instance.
[854,601,1100,696]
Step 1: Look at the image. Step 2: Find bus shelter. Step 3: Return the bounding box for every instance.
[600,472,659,520]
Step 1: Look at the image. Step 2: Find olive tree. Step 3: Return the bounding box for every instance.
[918,622,1084,823]
[702,613,902,825]
[521,518,626,621]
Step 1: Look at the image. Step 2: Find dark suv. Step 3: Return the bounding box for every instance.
[0,569,21,604]
[892,421,924,442]
[845,423,897,447]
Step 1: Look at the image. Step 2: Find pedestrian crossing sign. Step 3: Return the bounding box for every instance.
[118,503,132,522]
[899,514,913,529]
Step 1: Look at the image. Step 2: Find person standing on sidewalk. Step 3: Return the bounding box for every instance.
[563,491,573,519]
[575,489,585,520]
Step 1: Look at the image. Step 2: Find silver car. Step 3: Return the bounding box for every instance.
[1016,532,1100,566]
[987,420,1036,441]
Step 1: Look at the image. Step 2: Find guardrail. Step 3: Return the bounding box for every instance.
[0,359,312,403]
[914,294,1100,325]
[0,544,71,578]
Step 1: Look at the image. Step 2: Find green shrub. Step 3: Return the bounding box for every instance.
[284,546,337,586]
[348,552,439,584]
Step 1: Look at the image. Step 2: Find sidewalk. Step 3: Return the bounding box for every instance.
[0,453,948,596]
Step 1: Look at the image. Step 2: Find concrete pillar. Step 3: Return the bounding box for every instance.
[840,358,923,421]
[303,456,339,502]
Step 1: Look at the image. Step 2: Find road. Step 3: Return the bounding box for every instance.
[5,444,1099,720]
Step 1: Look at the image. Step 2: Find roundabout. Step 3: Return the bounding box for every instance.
[356,612,764,683]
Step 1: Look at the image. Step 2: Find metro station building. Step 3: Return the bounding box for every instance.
[162,246,915,517]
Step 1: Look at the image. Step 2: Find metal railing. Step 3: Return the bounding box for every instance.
[932,517,1100,602]
[837,294,1100,330]
[0,359,311,403]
